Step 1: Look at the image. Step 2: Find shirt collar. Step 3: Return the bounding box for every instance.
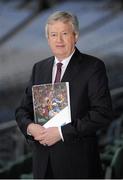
[54,50,75,67]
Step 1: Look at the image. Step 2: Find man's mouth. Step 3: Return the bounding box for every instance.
[56,45,65,48]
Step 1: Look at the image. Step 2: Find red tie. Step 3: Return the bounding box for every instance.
[54,63,63,83]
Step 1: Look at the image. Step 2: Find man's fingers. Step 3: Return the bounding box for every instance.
[35,135,44,141]
[34,129,46,140]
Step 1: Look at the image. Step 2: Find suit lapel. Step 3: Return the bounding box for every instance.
[61,48,82,83]
[42,57,54,84]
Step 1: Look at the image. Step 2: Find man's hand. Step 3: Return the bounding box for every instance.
[34,127,61,146]
[27,123,45,139]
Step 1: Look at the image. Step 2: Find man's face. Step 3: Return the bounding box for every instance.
[47,21,78,60]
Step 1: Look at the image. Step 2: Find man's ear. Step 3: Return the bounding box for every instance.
[75,34,79,44]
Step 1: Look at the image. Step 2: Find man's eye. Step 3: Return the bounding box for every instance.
[63,32,67,35]
[51,33,57,37]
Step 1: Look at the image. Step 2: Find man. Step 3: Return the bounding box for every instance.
[15,11,113,179]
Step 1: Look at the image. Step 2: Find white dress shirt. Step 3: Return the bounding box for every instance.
[52,50,75,141]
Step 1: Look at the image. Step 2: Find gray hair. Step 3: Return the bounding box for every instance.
[45,11,79,38]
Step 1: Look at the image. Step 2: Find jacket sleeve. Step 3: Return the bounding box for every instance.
[61,60,113,142]
[15,64,36,140]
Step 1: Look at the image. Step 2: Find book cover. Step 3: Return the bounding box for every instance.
[32,82,71,128]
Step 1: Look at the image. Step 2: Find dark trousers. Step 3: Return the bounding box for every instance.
[44,157,54,179]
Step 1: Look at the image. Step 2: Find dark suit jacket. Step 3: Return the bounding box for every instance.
[15,48,113,178]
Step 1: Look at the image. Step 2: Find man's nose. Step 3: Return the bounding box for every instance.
[57,34,63,42]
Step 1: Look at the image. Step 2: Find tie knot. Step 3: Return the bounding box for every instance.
[57,62,63,69]
[54,63,63,83]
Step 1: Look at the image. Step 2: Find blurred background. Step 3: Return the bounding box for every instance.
[0,0,123,178]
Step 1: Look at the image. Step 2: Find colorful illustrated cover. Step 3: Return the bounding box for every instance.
[32,82,71,128]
